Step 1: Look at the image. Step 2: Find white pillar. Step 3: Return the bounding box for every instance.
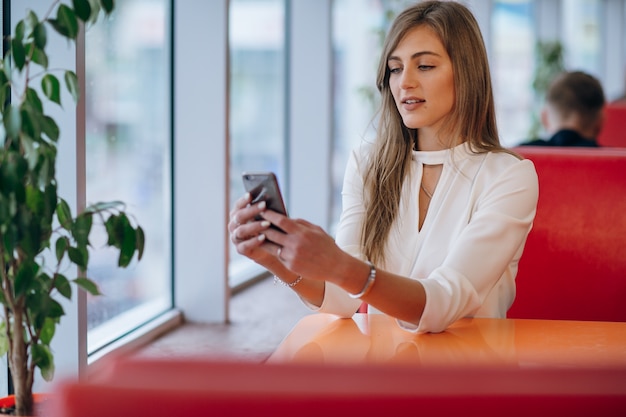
[174,1,230,322]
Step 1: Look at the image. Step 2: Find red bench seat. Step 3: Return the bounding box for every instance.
[508,146,626,321]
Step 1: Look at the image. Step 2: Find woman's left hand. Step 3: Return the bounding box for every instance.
[259,210,348,282]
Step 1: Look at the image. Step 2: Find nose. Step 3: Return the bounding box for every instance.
[399,68,418,90]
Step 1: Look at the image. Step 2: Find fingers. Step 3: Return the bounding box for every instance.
[229,198,266,233]
[233,192,251,211]
[231,220,271,245]
[260,210,294,233]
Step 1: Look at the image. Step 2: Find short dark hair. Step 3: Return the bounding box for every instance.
[546,71,605,126]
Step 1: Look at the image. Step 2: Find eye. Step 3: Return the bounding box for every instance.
[389,67,402,74]
[418,65,435,71]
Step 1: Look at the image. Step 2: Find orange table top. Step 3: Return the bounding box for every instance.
[268,313,626,368]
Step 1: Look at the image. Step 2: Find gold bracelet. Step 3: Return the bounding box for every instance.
[348,261,376,299]
[273,275,303,288]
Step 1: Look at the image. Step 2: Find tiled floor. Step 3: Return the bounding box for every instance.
[134,276,313,362]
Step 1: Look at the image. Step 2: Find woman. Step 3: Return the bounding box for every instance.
[229,1,538,333]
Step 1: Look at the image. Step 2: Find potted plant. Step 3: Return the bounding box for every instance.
[527,40,565,138]
[0,0,144,415]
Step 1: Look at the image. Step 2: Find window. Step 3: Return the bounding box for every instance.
[228,0,286,287]
[331,0,412,231]
[85,0,173,352]
[492,0,536,145]
[562,0,601,75]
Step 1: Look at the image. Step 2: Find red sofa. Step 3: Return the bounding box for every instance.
[597,103,626,148]
[46,357,626,417]
[508,146,626,321]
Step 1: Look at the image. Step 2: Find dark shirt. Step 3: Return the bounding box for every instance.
[520,129,599,147]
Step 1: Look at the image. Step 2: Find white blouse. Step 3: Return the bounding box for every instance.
[315,142,539,333]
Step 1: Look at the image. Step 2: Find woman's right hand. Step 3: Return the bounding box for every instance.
[228,193,274,264]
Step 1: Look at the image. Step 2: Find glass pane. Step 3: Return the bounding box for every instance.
[562,0,602,75]
[228,0,286,286]
[331,0,414,231]
[85,0,172,351]
[492,0,535,146]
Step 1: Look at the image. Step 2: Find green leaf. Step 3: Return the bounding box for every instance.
[15,260,37,297]
[73,0,93,22]
[53,273,72,300]
[21,135,39,170]
[26,185,44,215]
[32,343,55,382]
[64,71,80,103]
[41,115,60,142]
[55,236,69,262]
[0,70,10,108]
[119,220,137,267]
[67,246,87,269]
[85,200,124,213]
[86,0,102,23]
[74,277,101,296]
[72,213,93,248]
[21,107,41,141]
[3,104,22,139]
[56,199,72,230]
[136,226,145,261]
[42,74,61,105]
[11,38,26,70]
[55,5,79,39]
[24,11,39,38]
[15,20,25,41]
[44,183,58,219]
[33,22,47,49]
[20,219,43,257]
[105,215,120,247]
[40,317,56,345]
[31,44,49,69]
[25,87,44,112]
[41,297,65,320]
[100,0,115,14]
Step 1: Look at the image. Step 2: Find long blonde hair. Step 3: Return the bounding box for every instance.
[361,1,508,266]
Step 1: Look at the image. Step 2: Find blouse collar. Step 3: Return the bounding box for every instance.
[411,141,473,165]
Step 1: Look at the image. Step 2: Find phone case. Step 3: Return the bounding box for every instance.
[242,172,288,216]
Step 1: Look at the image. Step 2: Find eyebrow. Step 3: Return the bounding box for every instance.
[387,51,441,63]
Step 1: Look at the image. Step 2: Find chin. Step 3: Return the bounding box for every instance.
[402,119,424,130]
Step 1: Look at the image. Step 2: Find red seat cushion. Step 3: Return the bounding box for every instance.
[597,104,626,148]
[509,147,626,321]
[47,358,626,417]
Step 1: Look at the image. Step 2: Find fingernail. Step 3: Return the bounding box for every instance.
[258,234,266,241]
[258,201,266,209]
[261,221,270,228]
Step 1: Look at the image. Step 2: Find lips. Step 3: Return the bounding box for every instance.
[400,97,425,111]
[402,97,425,104]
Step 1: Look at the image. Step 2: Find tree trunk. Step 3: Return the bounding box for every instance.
[9,309,34,416]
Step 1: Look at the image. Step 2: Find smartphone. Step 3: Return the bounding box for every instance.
[241,171,288,217]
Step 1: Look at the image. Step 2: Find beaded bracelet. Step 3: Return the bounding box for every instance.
[348,261,376,299]
[273,275,303,288]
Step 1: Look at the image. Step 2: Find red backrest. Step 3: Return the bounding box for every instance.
[508,147,626,321]
[46,357,626,417]
[597,103,626,148]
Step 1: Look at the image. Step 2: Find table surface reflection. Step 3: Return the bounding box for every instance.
[268,314,626,368]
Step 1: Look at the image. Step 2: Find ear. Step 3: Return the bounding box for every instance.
[591,107,606,137]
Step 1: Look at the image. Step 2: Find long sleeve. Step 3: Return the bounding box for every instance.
[310,143,539,333]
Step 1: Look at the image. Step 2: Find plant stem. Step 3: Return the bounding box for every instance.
[10,303,34,416]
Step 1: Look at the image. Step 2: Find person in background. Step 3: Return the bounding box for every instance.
[228,1,538,334]
[520,71,605,147]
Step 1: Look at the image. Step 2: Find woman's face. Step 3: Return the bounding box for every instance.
[388,25,455,143]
